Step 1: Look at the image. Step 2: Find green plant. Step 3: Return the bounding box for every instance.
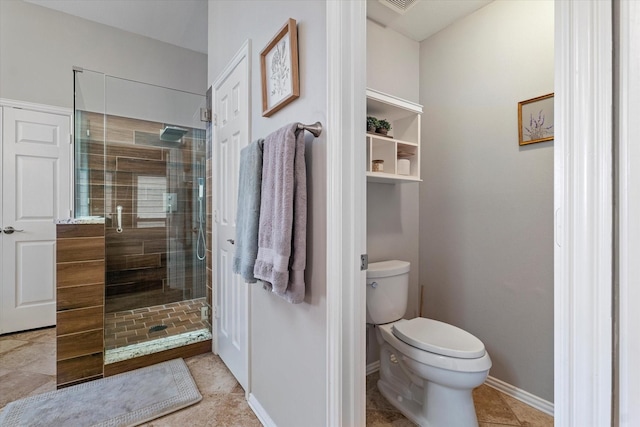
[377,119,391,131]
[367,116,378,129]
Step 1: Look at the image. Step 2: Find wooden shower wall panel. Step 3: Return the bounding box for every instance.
[77,111,202,312]
[56,223,105,388]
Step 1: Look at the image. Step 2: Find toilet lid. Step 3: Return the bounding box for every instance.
[392,318,486,359]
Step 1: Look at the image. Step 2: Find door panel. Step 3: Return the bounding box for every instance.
[214,50,249,391]
[1,107,71,334]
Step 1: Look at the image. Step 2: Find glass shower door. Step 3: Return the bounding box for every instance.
[74,70,211,365]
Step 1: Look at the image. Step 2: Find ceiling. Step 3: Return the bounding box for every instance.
[23,0,492,54]
[23,0,209,54]
[367,0,493,42]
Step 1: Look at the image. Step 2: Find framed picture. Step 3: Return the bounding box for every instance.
[260,18,299,117]
[518,93,554,146]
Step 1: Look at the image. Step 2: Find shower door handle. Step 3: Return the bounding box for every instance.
[116,206,123,233]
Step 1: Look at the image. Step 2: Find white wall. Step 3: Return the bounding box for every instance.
[209,2,327,426]
[366,21,421,365]
[419,0,554,402]
[0,0,207,110]
[366,20,420,103]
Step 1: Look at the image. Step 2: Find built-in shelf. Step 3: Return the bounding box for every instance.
[366,89,423,183]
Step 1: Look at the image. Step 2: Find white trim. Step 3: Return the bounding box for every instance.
[554,1,613,426]
[365,88,423,114]
[0,98,72,116]
[247,393,277,427]
[618,0,640,424]
[326,2,367,426]
[366,361,381,376]
[485,376,554,417]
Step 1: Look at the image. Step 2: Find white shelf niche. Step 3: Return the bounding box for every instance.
[366,88,423,183]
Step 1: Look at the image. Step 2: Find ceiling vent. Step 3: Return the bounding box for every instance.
[378,0,419,15]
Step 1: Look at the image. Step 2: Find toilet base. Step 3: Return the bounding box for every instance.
[376,334,483,427]
[377,375,479,427]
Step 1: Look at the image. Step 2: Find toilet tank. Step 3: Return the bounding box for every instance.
[366,260,410,324]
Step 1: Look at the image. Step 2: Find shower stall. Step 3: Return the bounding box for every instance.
[73,69,211,367]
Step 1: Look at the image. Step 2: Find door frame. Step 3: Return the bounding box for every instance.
[617,0,640,424]
[553,1,613,425]
[325,2,367,426]
[210,40,252,395]
[326,1,616,426]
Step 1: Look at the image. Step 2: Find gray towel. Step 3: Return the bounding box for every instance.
[253,123,307,303]
[232,139,264,283]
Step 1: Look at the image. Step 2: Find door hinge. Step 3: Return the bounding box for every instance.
[69,134,73,144]
[213,113,217,126]
[214,306,220,319]
[361,254,368,271]
[200,107,212,123]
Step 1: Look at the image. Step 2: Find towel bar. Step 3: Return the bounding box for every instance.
[297,121,323,137]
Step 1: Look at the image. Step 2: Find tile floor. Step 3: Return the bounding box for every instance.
[1,327,553,426]
[104,297,209,350]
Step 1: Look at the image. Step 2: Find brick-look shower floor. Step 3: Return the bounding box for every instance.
[104,297,210,351]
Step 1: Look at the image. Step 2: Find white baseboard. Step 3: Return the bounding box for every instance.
[366,362,553,417]
[485,376,554,416]
[248,393,277,427]
[366,361,380,375]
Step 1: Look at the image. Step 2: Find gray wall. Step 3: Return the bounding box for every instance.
[209,2,327,426]
[366,20,421,365]
[0,0,207,109]
[419,0,554,401]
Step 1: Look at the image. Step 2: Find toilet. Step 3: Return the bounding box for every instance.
[367,260,491,427]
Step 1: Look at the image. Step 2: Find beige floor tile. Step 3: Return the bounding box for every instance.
[0,342,55,372]
[0,339,28,354]
[366,409,417,427]
[501,393,553,427]
[1,327,56,343]
[0,371,53,409]
[473,384,522,426]
[185,352,240,395]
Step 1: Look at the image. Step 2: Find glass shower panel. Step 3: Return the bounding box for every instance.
[74,69,106,218]
[74,70,210,365]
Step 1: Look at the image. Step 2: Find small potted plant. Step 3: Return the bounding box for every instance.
[376,119,391,135]
[367,116,378,133]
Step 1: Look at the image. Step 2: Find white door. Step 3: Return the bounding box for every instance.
[0,106,72,334]
[213,43,250,391]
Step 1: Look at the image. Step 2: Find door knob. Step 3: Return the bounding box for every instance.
[227,239,235,245]
[3,226,24,234]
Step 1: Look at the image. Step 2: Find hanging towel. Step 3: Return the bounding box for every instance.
[232,139,264,283]
[253,123,307,303]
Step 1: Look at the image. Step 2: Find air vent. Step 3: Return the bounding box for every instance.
[378,0,419,15]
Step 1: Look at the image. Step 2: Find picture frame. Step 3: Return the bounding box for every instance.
[260,18,299,117]
[518,93,554,146]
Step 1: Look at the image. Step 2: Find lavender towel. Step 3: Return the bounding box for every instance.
[232,139,264,283]
[253,123,307,303]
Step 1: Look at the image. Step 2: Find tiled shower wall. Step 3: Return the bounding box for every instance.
[76,112,208,313]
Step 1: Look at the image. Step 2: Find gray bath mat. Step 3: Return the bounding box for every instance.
[0,358,202,427]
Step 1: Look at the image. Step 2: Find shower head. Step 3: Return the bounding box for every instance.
[160,126,188,142]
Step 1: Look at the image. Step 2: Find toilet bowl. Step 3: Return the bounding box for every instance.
[367,260,492,427]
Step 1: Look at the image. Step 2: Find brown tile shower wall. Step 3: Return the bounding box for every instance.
[56,223,105,388]
[78,112,204,311]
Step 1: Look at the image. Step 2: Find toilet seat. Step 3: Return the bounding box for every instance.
[392,318,485,359]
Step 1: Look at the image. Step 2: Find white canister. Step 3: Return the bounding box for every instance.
[398,159,410,175]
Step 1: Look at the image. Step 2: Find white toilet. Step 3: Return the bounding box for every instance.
[367,260,491,427]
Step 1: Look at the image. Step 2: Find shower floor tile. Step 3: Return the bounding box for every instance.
[104,297,210,350]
